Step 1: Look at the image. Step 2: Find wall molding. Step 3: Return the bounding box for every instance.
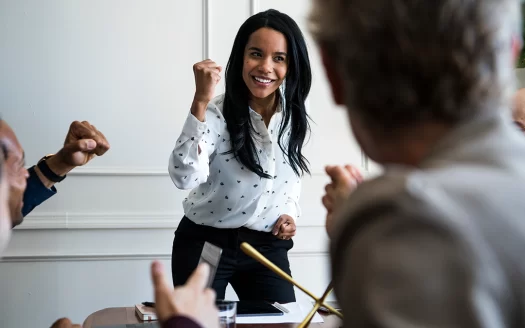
[64,166,372,177]
[250,0,259,15]
[0,251,328,263]
[16,212,326,230]
[202,0,210,59]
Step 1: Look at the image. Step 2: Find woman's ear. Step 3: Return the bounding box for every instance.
[320,45,344,105]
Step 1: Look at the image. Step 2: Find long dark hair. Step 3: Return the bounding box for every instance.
[222,9,312,179]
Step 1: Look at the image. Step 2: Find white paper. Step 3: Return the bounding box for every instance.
[235,301,324,324]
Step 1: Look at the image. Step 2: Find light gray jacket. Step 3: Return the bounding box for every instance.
[331,112,525,328]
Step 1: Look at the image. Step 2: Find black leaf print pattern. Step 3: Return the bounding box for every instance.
[201,193,204,196]
[265,225,268,228]
[225,196,229,199]
[195,178,198,181]
[208,200,212,203]
[189,162,194,165]
[241,167,244,170]
[223,138,226,142]
[212,143,215,146]
[184,176,188,179]
[272,191,275,194]
[220,182,224,185]
[276,206,279,208]
[227,208,232,211]
[265,170,268,173]
[191,137,195,141]
[207,129,210,133]
[271,130,273,134]
[179,153,183,156]
[193,192,196,195]
[217,115,220,119]
[226,159,230,162]
[242,212,246,214]
[218,134,221,137]
[254,184,258,188]
[259,149,262,154]
[237,180,241,183]
[274,176,277,179]
[193,213,196,215]
[285,181,288,183]
[264,207,267,209]
[191,203,194,205]
[174,166,179,169]
[241,195,245,198]
[219,220,223,222]
[211,211,214,214]
[178,140,182,143]
[219,170,221,173]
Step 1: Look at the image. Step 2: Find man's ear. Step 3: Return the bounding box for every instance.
[320,45,344,105]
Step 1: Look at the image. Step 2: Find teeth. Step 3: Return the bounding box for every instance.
[254,77,272,83]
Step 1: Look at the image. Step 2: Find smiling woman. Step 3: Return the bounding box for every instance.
[168,9,312,303]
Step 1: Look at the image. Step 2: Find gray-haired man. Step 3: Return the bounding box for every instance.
[313,0,525,327]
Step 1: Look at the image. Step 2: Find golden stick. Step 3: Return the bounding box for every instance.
[298,283,334,328]
[240,242,343,321]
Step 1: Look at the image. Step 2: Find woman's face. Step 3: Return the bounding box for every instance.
[242,27,288,101]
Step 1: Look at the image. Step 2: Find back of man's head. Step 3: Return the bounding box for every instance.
[310,0,521,132]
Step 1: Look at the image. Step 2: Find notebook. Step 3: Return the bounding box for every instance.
[134,303,157,321]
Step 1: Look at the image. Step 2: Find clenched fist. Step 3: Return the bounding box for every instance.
[191,60,222,122]
[322,165,363,237]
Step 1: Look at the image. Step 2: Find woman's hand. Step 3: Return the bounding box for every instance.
[272,214,296,240]
[322,165,363,237]
[191,59,222,121]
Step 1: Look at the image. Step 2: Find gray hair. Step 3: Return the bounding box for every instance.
[309,0,521,131]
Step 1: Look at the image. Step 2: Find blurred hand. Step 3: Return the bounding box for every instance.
[323,165,363,237]
[272,214,296,240]
[47,121,110,176]
[151,261,219,328]
[50,318,81,328]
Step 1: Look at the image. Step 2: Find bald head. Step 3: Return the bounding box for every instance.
[0,120,28,227]
[513,88,525,132]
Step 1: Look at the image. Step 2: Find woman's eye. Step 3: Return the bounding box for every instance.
[251,52,262,57]
[275,56,285,62]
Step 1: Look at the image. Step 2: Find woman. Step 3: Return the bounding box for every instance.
[168,9,311,303]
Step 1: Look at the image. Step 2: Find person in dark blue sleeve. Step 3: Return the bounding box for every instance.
[0,119,110,228]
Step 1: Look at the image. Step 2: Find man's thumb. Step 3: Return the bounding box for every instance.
[64,139,96,153]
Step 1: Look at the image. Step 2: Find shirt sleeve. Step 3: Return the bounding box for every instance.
[281,177,302,221]
[332,212,504,328]
[162,316,203,328]
[168,102,224,190]
[22,166,57,217]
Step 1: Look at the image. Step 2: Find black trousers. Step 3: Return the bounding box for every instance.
[171,217,296,303]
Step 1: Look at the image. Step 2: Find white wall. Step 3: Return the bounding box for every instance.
[0,1,371,327]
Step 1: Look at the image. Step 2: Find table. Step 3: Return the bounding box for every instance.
[83,307,342,328]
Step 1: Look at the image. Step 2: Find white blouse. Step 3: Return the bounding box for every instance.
[168,94,302,232]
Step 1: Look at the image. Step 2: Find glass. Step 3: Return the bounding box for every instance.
[217,300,237,328]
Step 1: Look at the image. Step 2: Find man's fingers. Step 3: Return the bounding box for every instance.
[186,263,210,290]
[63,139,97,154]
[50,318,74,328]
[322,195,333,211]
[151,260,171,295]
